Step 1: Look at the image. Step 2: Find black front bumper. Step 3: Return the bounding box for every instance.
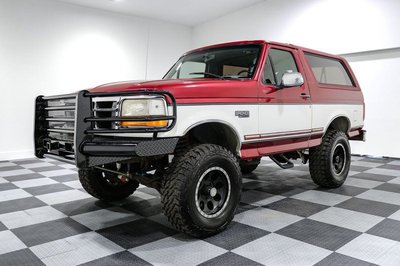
[34,90,178,168]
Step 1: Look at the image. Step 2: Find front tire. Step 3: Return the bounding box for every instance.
[161,144,242,237]
[79,167,139,202]
[309,130,351,188]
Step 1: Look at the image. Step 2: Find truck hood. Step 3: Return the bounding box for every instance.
[89,79,257,99]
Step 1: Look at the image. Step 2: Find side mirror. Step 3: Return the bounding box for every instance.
[280,72,304,88]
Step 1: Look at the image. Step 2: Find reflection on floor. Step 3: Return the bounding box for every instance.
[1,156,400,265]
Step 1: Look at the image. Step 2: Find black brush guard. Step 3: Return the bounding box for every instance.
[35,90,178,168]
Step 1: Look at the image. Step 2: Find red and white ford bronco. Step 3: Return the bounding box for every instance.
[34,40,366,237]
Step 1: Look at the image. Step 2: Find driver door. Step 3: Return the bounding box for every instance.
[257,46,312,155]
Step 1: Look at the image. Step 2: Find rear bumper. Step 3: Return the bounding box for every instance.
[34,90,177,168]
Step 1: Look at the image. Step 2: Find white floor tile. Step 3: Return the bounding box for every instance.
[291,190,350,206]
[36,190,91,205]
[309,207,384,232]
[132,191,157,201]
[30,232,123,266]
[0,177,7,184]
[0,206,66,229]
[39,169,76,177]
[388,210,400,221]
[241,190,285,206]
[337,234,398,264]
[71,207,142,230]
[234,207,302,232]
[348,170,361,176]
[233,233,331,266]
[388,177,400,184]
[388,160,400,166]
[0,230,27,255]
[130,235,227,265]
[63,180,82,189]
[0,189,31,203]
[0,169,34,177]
[13,177,58,188]
[344,177,383,189]
[57,164,77,169]
[357,190,400,205]
[0,162,17,168]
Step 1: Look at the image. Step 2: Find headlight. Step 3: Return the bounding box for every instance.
[120,98,168,127]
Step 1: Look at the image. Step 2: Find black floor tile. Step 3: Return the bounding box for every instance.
[0,165,24,172]
[49,174,78,182]
[336,198,400,217]
[0,182,18,191]
[97,219,177,249]
[367,219,400,242]
[277,219,361,251]
[12,218,90,246]
[52,197,112,216]
[33,166,64,172]
[79,251,151,266]
[0,197,46,214]
[204,221,269,250]
[0,249,45,266]
[374,183,400,194]
[315,185,367,197]
[0,221,7,231]
[121,198,162,217]
[12,159,41,165]
[351,173,395,182]
[350,165,371,172]
[377,164,400,170]
[3,173,45,182]
[24,183,73,196]
[264,198,328,217]
[199,252,263,266]
[315,252,377,266]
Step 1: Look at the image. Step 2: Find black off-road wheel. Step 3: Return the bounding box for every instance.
[161,144,242,237]
[240,157,261,174]
[79,167,139,202]
[309,130,351,188]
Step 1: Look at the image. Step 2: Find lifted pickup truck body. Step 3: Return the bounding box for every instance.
[34,40,365,237]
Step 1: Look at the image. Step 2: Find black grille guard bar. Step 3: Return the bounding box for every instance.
[35,89,178,168]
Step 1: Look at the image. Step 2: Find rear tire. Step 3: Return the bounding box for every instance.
[161,144,242,237]
[240,157,261,174]
[309,130,351,188]
[79,167,139,202]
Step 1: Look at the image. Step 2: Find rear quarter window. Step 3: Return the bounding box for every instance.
[305,53,354,87]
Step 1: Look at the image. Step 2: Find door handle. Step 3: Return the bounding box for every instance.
[300,93,311,99]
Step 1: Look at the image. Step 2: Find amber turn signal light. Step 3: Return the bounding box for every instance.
[120,120,168,127]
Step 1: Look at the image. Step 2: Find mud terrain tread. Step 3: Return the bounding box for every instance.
[161,144,240,237]
[309,130,349,188]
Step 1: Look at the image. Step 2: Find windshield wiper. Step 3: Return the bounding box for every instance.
[189,72,223,79]
[189,72,242,79]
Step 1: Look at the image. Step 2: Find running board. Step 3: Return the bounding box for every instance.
[270,154,294,169]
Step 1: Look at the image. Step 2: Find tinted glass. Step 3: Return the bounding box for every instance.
[305,53,354,86]
[263,49,298,85]
[164,45,261,79]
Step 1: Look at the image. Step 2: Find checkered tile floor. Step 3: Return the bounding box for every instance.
[1,156,400,265]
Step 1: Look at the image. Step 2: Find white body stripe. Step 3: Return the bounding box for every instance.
[103,103,364,147]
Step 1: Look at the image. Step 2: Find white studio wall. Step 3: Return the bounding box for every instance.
[192,0,400,158]
[0,0,191,160]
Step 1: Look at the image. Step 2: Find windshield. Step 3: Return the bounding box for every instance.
[164,44,262,80]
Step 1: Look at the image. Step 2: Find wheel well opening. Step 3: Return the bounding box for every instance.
[328,116,350,134]
[185,122,240,155]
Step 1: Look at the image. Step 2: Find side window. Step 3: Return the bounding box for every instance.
[178,61,206,78]
[305,53,354,86]
[263,48,298,85]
